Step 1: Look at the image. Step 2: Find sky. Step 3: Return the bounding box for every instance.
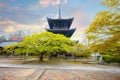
[0,0,106,42]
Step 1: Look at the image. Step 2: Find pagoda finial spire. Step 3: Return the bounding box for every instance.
[59,0,61,19]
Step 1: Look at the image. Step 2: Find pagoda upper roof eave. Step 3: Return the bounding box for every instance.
[47,17,74,20]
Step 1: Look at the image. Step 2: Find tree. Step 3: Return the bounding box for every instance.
[15,32,74,61]
[70,43,90,58]
[101,0,120,11]
[86,0,120,58]
[86,11,120,34]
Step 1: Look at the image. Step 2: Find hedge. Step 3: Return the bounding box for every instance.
[103,55,120,63]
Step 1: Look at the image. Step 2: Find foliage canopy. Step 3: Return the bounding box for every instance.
[86,0,120,58]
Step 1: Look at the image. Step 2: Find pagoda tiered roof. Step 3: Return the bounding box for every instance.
[47,18,74,29]
[46,0,76,37]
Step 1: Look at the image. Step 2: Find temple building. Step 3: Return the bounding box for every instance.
[46,1,76,37]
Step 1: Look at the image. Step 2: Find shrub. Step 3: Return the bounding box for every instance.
[103,55,112,63]
[111,57,120,63]
[103,55,120,63]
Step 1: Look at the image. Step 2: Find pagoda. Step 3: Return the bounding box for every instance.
[46,1,76,37]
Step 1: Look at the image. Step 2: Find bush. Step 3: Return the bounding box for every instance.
[103,55,120,63]
[103,55,112,63]
[111,57,120,63]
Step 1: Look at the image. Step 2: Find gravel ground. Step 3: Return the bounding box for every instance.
[0,58,120,80]
[0,68,36,80]
[0,68,119,80]
[39,69,120,80]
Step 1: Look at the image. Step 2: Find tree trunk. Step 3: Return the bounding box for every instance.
[40,53,44,61]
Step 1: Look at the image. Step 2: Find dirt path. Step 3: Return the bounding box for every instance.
[39,69,120,80]
[0,68,120,80]
[0,58,120,80]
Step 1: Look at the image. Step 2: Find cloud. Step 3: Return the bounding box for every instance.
[40,0,68,7]
[29,0,68,11]
[68,10,91,41]
[30,5,41,11]
[4,26,15,33]
[0,2,5,8]
[0,19,46,35]
[71,11,90,29]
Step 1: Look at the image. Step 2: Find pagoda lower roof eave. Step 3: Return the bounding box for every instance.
[46,28,76,37]
[46,28,76,31]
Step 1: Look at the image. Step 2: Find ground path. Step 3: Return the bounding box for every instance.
[0,58,120,80]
